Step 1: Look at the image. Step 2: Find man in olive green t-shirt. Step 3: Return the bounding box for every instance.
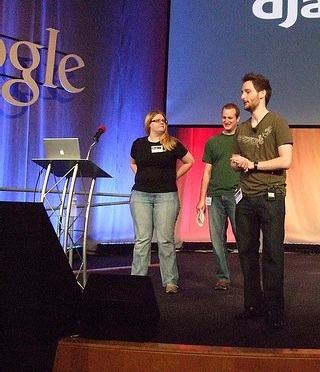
[231,73,293,330]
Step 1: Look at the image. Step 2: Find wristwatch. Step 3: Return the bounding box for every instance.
[254,161,258,171]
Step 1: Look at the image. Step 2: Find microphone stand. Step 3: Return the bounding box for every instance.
[86,140,98,160]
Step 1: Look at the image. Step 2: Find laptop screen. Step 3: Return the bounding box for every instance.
[44,138,81,160]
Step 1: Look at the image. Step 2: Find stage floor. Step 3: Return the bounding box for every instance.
[83,248,320,349]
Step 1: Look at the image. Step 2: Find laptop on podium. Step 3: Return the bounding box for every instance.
[44,138,81,160]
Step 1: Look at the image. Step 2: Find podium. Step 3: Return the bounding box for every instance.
[32,158,112,286]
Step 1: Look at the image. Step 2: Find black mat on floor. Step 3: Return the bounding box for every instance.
[83,250,320,349]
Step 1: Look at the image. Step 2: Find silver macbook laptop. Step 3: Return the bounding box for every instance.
[44,138,81,160]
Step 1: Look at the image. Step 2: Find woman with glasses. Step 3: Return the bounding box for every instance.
[130,109,194,293]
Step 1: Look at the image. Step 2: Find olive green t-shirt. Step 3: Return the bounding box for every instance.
[232,111,293,196]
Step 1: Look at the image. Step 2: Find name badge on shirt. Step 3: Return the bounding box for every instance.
[235,188,243,204]
[151,145,164,153]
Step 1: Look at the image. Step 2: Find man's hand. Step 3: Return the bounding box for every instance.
[230,154,254,172]
[196,200,206,214]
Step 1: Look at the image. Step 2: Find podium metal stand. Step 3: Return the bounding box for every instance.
[32,158,112,286]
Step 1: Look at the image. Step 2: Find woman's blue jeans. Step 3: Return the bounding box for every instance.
[130,190,180,287]
[208,195,237,283]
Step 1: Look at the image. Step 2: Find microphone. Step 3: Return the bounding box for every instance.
[93,125,106,142]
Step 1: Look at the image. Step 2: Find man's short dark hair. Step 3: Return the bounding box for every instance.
[242,73,272,106]
[222,103,240,118]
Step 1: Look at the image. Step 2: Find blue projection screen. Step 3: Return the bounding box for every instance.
[166,0,320,126]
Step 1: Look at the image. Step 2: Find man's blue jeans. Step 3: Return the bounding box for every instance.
[130,190,180,287]
[235,194,285,312]
[208,195,237,283]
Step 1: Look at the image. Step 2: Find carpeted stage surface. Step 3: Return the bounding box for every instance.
[84,245,320,350]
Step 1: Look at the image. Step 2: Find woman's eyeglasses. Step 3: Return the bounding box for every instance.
[151,119,167,123]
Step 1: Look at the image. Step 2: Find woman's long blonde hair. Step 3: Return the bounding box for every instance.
[144,110,177,151]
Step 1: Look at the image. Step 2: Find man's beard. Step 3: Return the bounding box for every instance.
[244,100,258,113]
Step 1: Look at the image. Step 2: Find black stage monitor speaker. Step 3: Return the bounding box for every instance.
[0,201,82,371]
[80,273,160,342]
